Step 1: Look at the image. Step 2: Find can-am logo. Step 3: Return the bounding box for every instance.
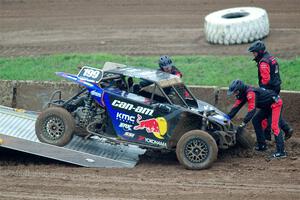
[119,122,133,131]
[116,112,135,124]
[112,100,154,116]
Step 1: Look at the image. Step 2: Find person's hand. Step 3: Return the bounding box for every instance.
[236,122,246,135]
[239,122,246,128]
[224,114,231,121]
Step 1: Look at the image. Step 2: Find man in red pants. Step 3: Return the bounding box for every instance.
[248,40,293,140]
[227,80,287,159]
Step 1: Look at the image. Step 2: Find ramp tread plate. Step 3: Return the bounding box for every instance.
[0,106,145,168]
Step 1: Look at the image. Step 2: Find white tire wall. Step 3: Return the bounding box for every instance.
[204,7,269,45]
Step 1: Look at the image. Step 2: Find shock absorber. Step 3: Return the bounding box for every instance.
[80,94,93,127]
[85,93,93,111]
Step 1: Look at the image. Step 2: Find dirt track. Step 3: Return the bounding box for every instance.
[0,0,300,58]
[0,136,300,200]
[0,0,299,199]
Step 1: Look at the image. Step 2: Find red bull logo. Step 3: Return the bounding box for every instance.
[133,114,167,139]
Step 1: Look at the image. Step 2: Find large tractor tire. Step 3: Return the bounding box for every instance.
[236,128,256,149]
[176,130,218,170]
[35,107,75,146]
[204,7,269,45]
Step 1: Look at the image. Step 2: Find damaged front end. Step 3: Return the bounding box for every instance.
[196,100,236,149]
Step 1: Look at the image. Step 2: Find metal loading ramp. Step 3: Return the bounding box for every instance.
[0,105,145,168]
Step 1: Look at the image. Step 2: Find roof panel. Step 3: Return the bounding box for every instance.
[106,65,182,86]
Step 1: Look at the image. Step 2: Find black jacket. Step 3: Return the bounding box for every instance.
[257,52,281,93]
[228,86,279,124]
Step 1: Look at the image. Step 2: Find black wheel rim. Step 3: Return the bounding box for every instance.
[42,116,65,141]
[184,138,209,163]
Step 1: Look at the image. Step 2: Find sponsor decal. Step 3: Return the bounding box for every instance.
[124,132,135,138]
[137,136,166,146]
[112,100,154,116]
[134,114,167,139]
[145,138,166,147]
[91,90,102,98]
[138,136,145,141]
[116,112,135,124]
[119,122,133,131]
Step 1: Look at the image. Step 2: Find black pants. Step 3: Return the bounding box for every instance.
[252,108,285,153]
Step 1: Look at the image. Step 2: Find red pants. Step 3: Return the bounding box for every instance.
[260,99,282,136]
[271,99,282,136]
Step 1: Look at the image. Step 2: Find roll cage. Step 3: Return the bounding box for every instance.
[101,67,198,108]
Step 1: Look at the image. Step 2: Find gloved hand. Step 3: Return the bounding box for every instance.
[224,114,231,121]
[259,86,266,90]
[239,122,246,128]
[236,122,246,135]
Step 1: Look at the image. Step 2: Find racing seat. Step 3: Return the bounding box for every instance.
[132,83,141,94]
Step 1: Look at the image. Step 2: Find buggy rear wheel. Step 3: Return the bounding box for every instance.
[35,107,75,146]
[176,130,218,170]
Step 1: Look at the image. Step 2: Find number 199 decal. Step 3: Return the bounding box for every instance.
[77,66,103,83]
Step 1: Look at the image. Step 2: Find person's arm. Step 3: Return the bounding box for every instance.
[259,62,270,87]
[175,71,182,78]
[172,67,183,78]
[242,91,256,124]
[227,99,246,119]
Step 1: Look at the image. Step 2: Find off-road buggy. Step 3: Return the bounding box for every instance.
[35,62,254,169]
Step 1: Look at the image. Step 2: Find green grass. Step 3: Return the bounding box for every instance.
[0,54,299,90]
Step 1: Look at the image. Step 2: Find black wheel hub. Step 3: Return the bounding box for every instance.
[43,116,65,140]
[184,138,209,163]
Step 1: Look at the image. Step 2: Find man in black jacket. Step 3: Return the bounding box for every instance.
[248,40,293,140]
[158,55,182,78]
[227,80,287,159]
[139,55,182,89]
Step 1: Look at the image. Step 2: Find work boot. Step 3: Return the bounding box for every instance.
[272,131,286,159]
[255,143,267,151]
[269,151,287,159]
[284,128,294,140]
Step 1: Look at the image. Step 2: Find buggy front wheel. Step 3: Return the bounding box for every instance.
[176,130,218,170]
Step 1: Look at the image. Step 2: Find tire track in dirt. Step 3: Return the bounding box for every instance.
[1,0,300,58]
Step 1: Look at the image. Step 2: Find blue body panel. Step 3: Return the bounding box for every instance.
[56,72,168,148]
[56,72,105,107]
